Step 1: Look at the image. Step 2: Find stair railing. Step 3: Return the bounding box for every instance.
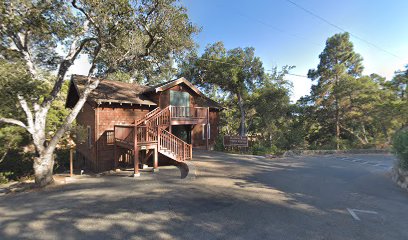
[135,107,161,125]
[158,127,192,161]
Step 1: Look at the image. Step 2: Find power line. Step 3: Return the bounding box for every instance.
[234,10,321,47]
[283,0,404,60]
[196,57,308,78]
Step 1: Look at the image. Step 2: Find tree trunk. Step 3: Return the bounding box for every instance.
[334,76,340,150]
[361,123,369,144]
[339,124,367,145]
[33,152,55,187]
[237,93,246,137]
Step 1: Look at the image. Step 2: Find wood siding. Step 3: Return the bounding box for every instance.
[76,102,97,170]
[96,103,153,172]
[192,109,220,149]
[75,84,220,172]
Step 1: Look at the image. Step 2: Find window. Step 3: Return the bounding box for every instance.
[207,124,211,139]
[106,130,114,145]
[170,90,190,117]
[87,126,92,148]
[202,124,205,140]
[170,90,190,107]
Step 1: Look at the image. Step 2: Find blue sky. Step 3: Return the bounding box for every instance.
[181,0,408,101]
[70,0,408,101]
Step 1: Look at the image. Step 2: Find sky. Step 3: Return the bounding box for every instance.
[179,0,408,101]
[70,0,408,102]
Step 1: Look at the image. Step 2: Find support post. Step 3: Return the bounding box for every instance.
[153,146,159,172]
[206,107,209,150]
[70,147,74,177]
[114,143,117,169]
[183,142,186,161]
[114,126,118,169]
[134,126,140,177]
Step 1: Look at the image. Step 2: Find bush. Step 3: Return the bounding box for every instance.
[54,148,71,173]
[0,172,13,184]
[214,135,225,151]
[392,128,408,170]
[0,150,33,181]
[251,142,280,156]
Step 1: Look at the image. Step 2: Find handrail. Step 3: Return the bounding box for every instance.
[135,107,161,125]
[170,106,207,119]
[158,127,192,161]
[146,106,171,128]
[136,126,158,143]
[114,105,193,162]
[114,125,134,146]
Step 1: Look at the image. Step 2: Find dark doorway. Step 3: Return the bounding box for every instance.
[171,125,192,144]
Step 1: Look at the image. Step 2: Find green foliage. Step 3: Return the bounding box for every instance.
[180,41,264,136]
[214,135,225,151]
[0,172,13,184]
[54,148,71,173]
[0,0,200,185]
[393,128,408,170]
[307,32,364,149]
[0,150,34,181]
[250,142,279,156]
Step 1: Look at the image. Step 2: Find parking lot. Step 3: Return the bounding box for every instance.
[1,150,407,240]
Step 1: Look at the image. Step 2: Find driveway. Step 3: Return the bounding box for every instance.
[1,150,407,240]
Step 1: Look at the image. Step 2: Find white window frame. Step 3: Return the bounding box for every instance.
[207,123,211,139]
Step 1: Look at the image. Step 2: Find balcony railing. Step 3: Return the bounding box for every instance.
[114,125,134,146]
[114,125,159,146]
[170,106,207,119]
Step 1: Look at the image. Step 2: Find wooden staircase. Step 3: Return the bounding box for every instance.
[114,106,192,163]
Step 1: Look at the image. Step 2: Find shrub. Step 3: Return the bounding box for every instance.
[392,128,408,170]
[0,172,13,184]
[0,150,33,181]
[251,142,279,156]
[214,135,225,151]
[54,148,71,173]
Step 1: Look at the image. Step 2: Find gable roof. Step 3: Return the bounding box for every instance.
[66,75,223,110]
[145,77,223,109]
[146,77,205,97]
[65,75,156,108]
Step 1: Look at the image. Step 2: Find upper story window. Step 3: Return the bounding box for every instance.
[170,90,191,117]
[170,90,190,107]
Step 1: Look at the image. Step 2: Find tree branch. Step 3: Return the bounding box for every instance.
[17,95,34,132]
[8,31,38,78]
[0,149,8,164]
[72,0,101,35]
[41,36,98,109]
[0,118,27,129]
[339,124,367,145]
[46,42,102,154]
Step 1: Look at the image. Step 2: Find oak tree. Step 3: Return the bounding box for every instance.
[0,0,198,186]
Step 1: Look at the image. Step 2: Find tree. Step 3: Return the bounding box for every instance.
[0,0,198,186]
[180,42,264,136]
[308,32,364,150]
[247,68,294,149]
[386,66,408,128]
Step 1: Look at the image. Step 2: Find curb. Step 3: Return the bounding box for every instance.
[283,149,390,157]
[392,167,408,191]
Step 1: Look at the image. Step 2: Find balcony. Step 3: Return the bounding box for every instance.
[169,106,208,125]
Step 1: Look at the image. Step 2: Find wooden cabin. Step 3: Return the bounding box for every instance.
[65,75,222,175]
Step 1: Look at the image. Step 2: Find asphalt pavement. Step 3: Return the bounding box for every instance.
[0,151,407,240]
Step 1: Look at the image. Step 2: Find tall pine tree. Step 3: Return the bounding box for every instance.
[308,33,363,150]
